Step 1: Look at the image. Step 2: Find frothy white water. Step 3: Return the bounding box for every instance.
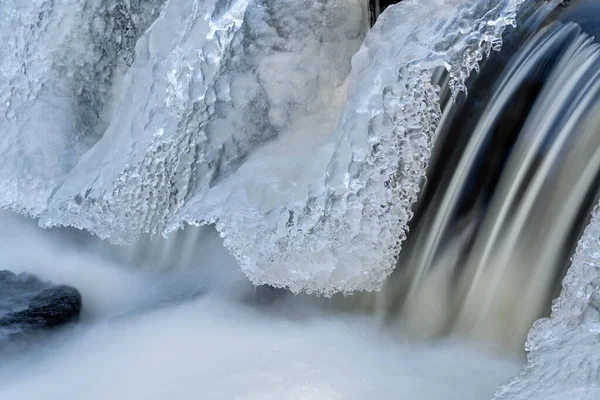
[0,214,519,400]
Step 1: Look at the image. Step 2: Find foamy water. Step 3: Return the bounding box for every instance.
[0,213,520,399]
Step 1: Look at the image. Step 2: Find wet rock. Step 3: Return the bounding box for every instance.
[0,271,82,340]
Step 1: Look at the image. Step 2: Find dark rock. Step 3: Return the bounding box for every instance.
[0,271,82,341]
[369,0,403,26]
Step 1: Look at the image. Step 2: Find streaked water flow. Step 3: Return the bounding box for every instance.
[371,2,600,350]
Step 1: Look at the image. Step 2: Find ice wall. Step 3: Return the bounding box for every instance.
[1,0,525,294]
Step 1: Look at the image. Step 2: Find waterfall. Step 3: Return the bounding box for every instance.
[89,0,600,354]
[2,0,600,399]
[373,1,600,349]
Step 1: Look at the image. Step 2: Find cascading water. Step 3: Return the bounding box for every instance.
[1,0,600,399]
[341,0,600,351]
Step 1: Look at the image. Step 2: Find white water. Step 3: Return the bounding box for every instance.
[0,213,520,399]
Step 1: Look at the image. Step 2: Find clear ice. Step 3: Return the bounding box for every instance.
[1,0,524,294]
[0,0,164,214]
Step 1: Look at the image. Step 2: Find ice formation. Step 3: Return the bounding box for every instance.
[1,0,525,294]
[494,202,600,399]
[0,0,164,214]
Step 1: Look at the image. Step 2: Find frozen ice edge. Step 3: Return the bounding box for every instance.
[1,0,525,296]
[494,201,600,399]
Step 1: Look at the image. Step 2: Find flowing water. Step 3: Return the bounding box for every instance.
[1,0,600,399]
[0,213,521,399]
[362,0,600,350]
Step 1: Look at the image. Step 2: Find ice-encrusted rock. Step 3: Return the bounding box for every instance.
[494,203,600,400]
[1,0,525,294]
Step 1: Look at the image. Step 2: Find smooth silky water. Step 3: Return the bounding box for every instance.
[342,0,600,350]
[1,1,599,399]
[0,212,521,399]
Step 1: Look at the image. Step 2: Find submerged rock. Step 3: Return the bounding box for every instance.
[0,271,82,340]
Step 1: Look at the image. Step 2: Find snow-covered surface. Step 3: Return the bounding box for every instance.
[494,203,600,399]
[1,0,524,294]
